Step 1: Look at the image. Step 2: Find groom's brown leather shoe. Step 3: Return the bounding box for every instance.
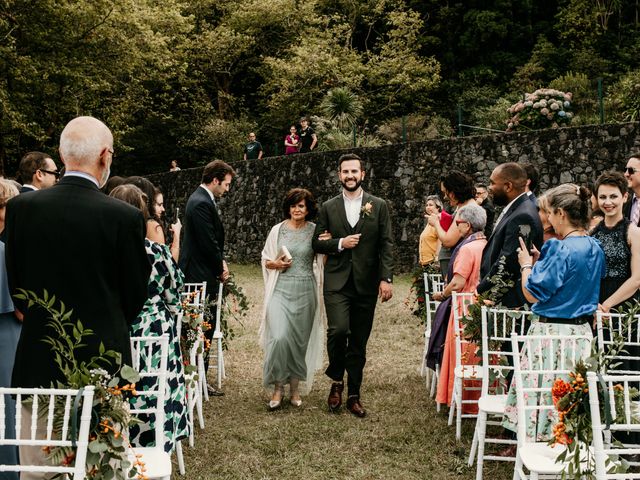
[327,382,344,412]
[347,396,366,418]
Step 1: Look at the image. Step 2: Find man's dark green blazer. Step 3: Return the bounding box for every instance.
[312,191,394,295]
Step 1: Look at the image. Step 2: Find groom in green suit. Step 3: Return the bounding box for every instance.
[312,153,394,417]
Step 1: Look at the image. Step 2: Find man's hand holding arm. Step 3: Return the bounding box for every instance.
[312,206,341,254]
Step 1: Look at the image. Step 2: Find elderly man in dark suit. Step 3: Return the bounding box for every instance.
[477,162,543,308]
[5,116,150,478]
[178,160,235,394]
[312,153,394,418]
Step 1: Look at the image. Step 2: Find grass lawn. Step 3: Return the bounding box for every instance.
[176,264,514,479]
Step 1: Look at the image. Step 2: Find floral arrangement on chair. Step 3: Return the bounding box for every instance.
[459,256,514,349]
[180,287,209,356]
[506,88,573,132]
[208,272,249,351]
[406,262,440,324]
[16,289,143,480]
[549,305,640,479]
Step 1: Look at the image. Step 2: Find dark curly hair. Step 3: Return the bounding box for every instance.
[440,170,475,204]
[282,188,318,220]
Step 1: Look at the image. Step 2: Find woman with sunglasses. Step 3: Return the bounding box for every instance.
[425,203,487,411]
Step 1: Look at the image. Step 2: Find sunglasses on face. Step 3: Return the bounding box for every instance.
[39,169,60,179]
[626,167,639,175]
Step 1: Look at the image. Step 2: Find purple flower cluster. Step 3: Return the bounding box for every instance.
[506,88,573,132]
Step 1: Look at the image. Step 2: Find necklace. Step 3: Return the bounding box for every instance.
[562,228,584,239]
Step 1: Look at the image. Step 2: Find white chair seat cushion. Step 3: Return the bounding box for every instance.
[129,447,172,478]
[478,394,507,414]
[454,365,483,380]
[519,443,568,474]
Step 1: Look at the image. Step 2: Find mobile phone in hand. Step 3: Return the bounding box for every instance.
[519,224,532,251]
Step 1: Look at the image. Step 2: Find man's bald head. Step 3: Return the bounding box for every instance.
[59,116,112,168]
[59,116,113,187]
[495,163,527,190]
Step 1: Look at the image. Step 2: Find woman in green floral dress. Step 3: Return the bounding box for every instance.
[110,184,188,452]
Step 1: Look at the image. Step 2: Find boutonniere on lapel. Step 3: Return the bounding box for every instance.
[360,201,373,218]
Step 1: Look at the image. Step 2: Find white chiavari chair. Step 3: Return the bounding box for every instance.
[207,281,226,391]
[595,311,640,375]
[468,307,537,479]
[511,333,592,480]
[129,334,171,480]
[448,292,478,440]
[587,371,640,479]
[0,386,95,479]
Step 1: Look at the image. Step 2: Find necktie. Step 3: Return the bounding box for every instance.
[632,199,640,226]
[492,207,509,233]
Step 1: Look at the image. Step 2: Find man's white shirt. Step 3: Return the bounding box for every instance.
[338,189,364,251]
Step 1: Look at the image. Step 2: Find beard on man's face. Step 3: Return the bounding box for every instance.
[491,188,509,206]
[341,178,362,192]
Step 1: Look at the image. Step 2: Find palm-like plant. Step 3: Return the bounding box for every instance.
[320,87,364,130]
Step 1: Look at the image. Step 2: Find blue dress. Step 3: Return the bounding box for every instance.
[0,237,20,479]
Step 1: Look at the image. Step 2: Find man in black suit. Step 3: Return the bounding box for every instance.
[5,116,150,475]
[312,153,394,417]
[17,151,59,193]
[178,160,235,393]
[477,163,543,308]
[623,152,640,226]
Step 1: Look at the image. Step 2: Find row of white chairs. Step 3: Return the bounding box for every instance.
[0,335,171,479]
[0,281,227,479]
[421,283,640,480]
[175,281,226,475]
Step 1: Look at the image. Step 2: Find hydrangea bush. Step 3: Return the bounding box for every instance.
[506,88,573,132]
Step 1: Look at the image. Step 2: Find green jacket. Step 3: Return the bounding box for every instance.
[312,191,394,295]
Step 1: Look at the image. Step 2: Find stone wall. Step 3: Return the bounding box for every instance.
[148,122,640,272]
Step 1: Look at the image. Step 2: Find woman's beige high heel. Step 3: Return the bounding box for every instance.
[289,379,302,407]
[268,384,284,411]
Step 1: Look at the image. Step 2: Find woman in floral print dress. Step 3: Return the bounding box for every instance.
[110,184,188,452]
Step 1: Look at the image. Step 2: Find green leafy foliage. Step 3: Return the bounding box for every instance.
[14,289,141,480]
[549,303,640,479]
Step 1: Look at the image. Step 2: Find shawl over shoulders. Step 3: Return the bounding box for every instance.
[259,221,326,394]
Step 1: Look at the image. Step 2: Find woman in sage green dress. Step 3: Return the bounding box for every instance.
[260,188,326,410]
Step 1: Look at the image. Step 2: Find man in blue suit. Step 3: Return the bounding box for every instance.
[477,162,543,308]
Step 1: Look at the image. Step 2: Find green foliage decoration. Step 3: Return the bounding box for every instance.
[549,302,640,479]
[14,289,141,480]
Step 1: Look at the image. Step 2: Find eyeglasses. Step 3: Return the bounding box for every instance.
[626,167,639,175]
[39,169,60,179]
[455,219,469,226]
